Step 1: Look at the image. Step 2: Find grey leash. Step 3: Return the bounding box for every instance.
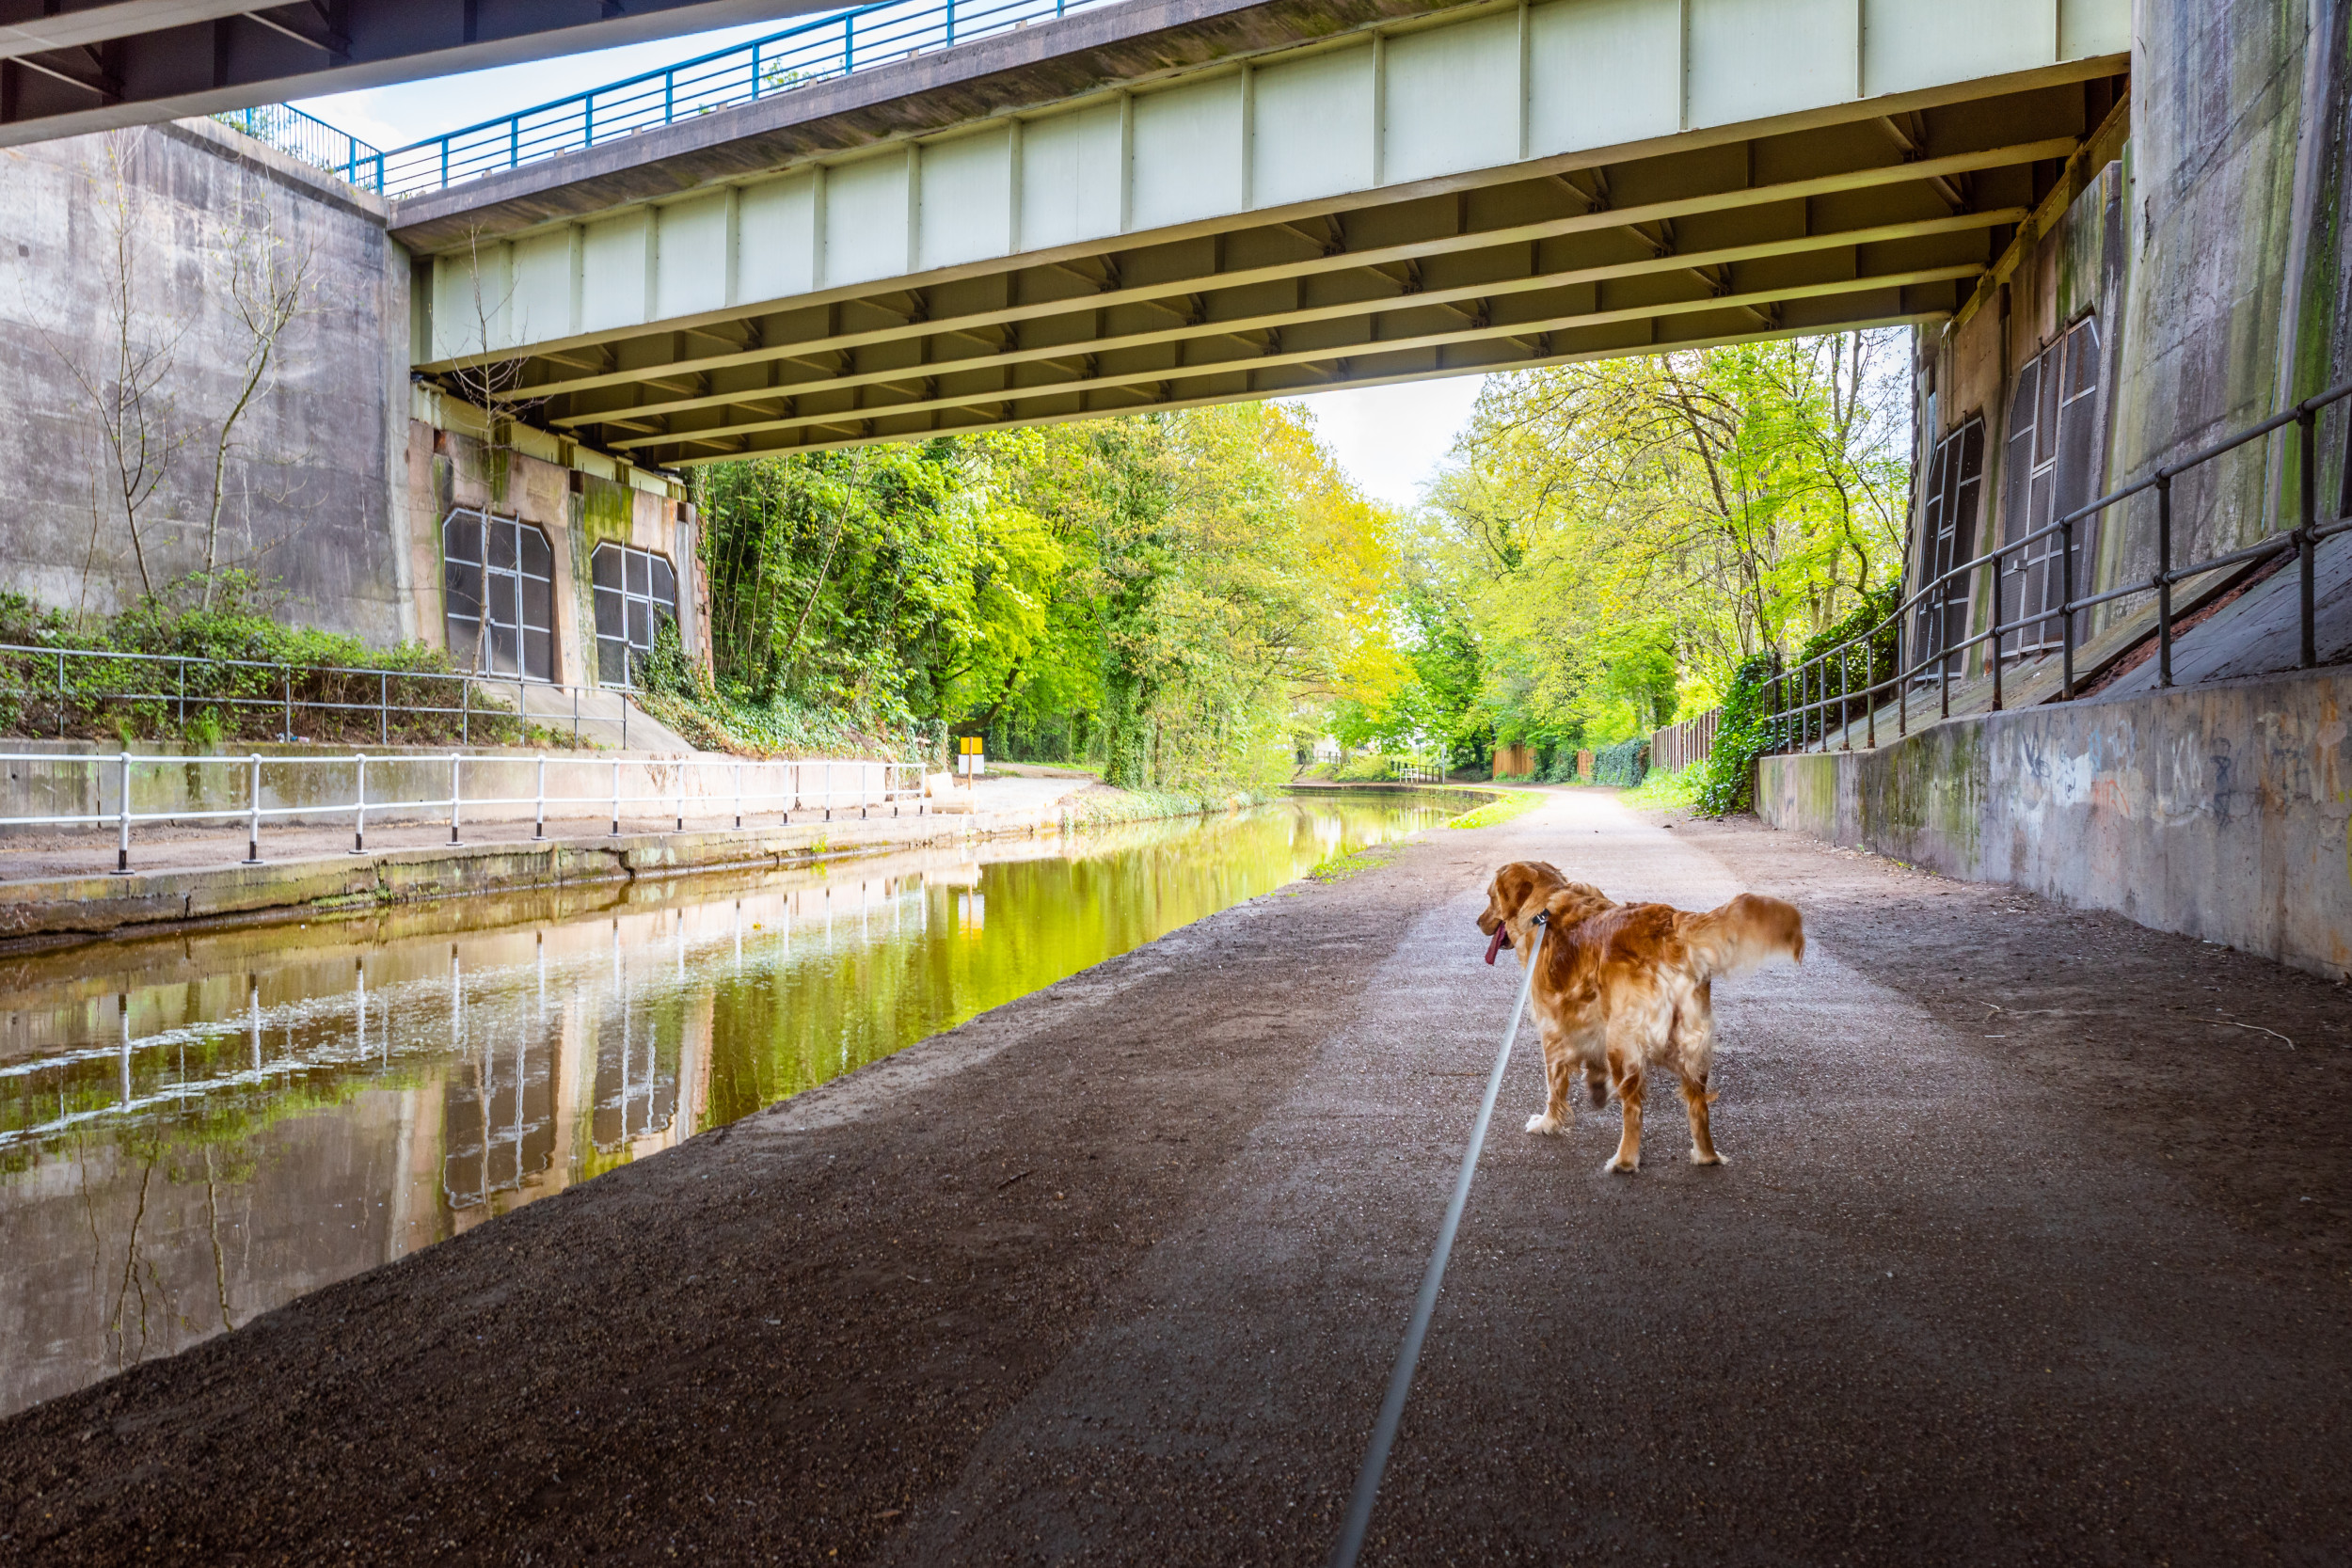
[1329,911,1548,1568]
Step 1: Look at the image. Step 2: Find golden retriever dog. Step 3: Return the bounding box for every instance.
[1476,861,1803,1174]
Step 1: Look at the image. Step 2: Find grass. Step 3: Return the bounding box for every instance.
[1066,784,1271,827]
[1619,763,1702,811]
[1307,842,1402,882]
[1445,788,1546,831]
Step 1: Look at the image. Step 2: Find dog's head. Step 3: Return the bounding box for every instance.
[1479,863,1621,965]
[1478,861,1563,942]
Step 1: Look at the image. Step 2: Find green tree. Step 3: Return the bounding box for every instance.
[1407,330,1908,768]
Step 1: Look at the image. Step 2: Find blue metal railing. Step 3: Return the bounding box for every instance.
[212,103,386,186]
[349,0,1119,200]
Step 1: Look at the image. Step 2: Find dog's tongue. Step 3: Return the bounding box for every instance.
[1484,927,1509,965]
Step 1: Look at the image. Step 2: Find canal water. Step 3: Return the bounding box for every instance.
[0,790,1454,1417]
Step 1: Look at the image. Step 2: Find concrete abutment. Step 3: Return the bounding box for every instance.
[1756,666,2352,981]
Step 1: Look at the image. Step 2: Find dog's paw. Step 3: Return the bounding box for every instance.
[1525,1114,1564,1136]
[1602,1154,1639,1176]
[1690,1148,1726,1166]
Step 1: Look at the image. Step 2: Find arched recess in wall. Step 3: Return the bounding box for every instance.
[1915,416,1985,677]
[591,542,677,688]
[444,510,556,682]
[1998,315,2107,656]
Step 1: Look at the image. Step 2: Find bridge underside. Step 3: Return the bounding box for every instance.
[402,0,2127,467]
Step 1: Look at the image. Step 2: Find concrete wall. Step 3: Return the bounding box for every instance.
[1756,667,2352,982]
[0,119,704,690]
[0,119,412,638]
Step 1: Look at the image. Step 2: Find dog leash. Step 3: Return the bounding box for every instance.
[1329,910,1547,1568]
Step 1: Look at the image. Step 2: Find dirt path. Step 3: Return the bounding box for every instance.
[1,791,2346,1564]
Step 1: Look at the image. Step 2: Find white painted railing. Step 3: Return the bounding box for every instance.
[0,751,927,874]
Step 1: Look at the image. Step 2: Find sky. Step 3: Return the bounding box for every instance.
[294,15,1488,513]
[1276,377,1487,513]
[291,21,791,150]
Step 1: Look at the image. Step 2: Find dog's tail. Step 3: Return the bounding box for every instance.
[1678,893,1804,979]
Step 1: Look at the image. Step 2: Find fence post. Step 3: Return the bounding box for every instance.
[573,684,580,747]
[56,650,64,737]
[1990,582,2004,713]
[461,678,470,747]
[2156,473,2175,688]
[2059,513,2076,699]
[245,754,262,864]
[380,671,389,744]
[283,664,294,740]
[535,754,547,840]
[353,752,368,853]
[843,12,854,71]
[177,659,185,729]
[734,762,743,830]
[1838,646,1851,752]
[946,0,956,45]
[1938,588,1951,719]
[2299,408,2319,669]
[1865,636,1877,750]
[449,752,463,846]
[611,758,622,836]
[675,765,684,833]
[114,751,131,875]
[1898,626,1908,736]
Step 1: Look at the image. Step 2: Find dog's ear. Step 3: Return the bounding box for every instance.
[1515,864,1552,926]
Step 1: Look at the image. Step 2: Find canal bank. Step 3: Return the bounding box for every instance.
[0,773,1124,946]
[4,789,2348,1562]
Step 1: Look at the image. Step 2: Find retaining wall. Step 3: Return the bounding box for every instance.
[1756,666,2351,981]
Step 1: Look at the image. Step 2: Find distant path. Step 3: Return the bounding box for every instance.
[2,791,2345,1563]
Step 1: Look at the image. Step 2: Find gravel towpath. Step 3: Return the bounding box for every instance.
[1,788,2346,1564]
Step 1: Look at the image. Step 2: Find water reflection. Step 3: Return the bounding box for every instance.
[0,791,1454,1416]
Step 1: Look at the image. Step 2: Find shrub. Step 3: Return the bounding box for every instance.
[1592,736,1649,787]
[1620,762,1701,811]
[631,620,938,763]
[1331,752,1398,783]
[1692,653,1783,816]
[0,573,569,749]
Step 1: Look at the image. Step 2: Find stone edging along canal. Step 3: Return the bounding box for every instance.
[0,800,1050,949]
[0,781,1509,949]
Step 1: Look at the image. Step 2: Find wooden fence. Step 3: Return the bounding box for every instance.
[1648,708,1719,773]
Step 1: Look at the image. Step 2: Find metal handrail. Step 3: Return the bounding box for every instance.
[0,639,631,749]
[212,103,385,183]
[334,0,1124,198]
[0,750,928,875]
[1762,374,2352,757]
